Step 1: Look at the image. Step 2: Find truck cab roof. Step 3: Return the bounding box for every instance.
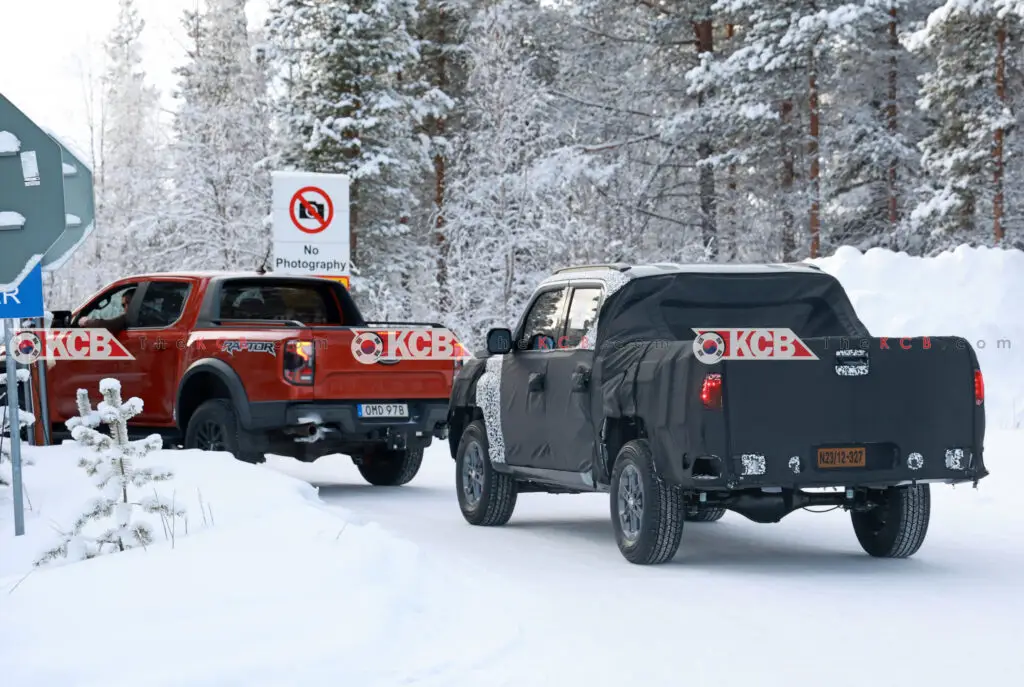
[542,261,823,286]
[117,270,327,282]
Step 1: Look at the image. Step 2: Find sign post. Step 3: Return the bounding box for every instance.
[0,92,88,535]
[271,171,351,287]
[3,319,25,535]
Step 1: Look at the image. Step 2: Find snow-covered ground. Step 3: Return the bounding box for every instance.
[2,245,1023,685]
[3,436,1021,686]
[0,448,516,686]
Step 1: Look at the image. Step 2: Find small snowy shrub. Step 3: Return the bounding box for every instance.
[37,379,186,565]
[0,368,35,488]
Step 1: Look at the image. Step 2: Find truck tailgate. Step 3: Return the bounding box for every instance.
[721,336,985,483]
[311,327,454,400]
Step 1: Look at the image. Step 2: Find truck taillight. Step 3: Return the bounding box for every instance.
[701,373,722,410]
[974,369,984,406]
[284,340,315,385]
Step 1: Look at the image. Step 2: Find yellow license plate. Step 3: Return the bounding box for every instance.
[817,447,866,468]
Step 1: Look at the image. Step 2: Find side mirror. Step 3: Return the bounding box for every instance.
[50,310,72,328]
[486,328,513,355]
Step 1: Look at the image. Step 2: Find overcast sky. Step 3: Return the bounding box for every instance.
[0,0,269,154]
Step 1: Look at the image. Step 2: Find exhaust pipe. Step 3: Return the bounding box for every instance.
[286,423,319,438]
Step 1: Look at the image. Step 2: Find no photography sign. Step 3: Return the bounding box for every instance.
[271,172,350,279]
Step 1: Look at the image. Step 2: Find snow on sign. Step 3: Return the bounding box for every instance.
[0,93,68,291]
[271,171,351,280]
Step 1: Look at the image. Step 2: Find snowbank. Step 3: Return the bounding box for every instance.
[0,445,517,686]
[811,245,1024,429]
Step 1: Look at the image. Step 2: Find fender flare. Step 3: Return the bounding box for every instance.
[176,358,252,432]
[447,357,489,457]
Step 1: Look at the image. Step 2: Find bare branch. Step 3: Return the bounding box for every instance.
[575,134,661,154]
[548,89,656,118]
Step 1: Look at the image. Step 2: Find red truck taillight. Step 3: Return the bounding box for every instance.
[975,369,984,406]
[701,373,723,410]
[284,340,315,385]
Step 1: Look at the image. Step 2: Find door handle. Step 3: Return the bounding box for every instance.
[528,372,545,392]
[571,364,591,392]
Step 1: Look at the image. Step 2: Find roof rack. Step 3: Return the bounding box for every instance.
[553,263,632,274]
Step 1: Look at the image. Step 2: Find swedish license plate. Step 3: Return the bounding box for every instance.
[358,403,409,419]
[817,447,866,468]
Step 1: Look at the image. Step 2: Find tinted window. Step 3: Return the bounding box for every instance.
[219,282,343,324]
[563,287,602,348]
[137,281,190,328]
[80,283,138,322]
[519,288,566,350]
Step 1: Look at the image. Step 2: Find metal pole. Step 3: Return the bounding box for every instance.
[4,318,26,536]
[21,320,35,446]
[36,352,51,444]
[37,311,51,445]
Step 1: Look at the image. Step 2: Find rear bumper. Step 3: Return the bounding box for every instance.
[247,399,449,445]
[662,443,988,490]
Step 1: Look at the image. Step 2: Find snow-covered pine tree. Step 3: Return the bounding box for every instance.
[412,0,471,318]
[36,380,183,566]
[820,1,938,251]
[46,0,166,305]
[265,0,439,318]
[699,0,878,260]
[0,368,34,489]
[906,0,1024,253]
[160,0,272,271]
[96,0,167,271]
[553,0,717,264]
[441,1,587,344]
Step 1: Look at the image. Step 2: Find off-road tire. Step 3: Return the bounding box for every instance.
[456,420,517,526]
[851,484,930,558]
[610,439,684,565]
[686,505,726,522]
[357,447,424,486]
[184,399,264,464]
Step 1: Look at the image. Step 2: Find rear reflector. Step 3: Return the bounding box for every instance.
[974,369,984,406]
[701,373,723,409]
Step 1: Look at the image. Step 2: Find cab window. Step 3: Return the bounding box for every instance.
[518,287,567,351]
[563,287,602,348]
[218,282,343,325]
[136,281,191,328]
[76,283,139,324]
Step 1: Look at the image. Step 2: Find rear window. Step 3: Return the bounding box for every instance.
[218,282,344,325]
[658,299,848,340]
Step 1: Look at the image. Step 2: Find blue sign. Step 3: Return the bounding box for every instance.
[0,261,44,318]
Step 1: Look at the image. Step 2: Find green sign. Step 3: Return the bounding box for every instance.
[0,93,68,291]
[43,140,95,270]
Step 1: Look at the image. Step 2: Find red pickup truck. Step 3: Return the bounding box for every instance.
[36,272,457,486]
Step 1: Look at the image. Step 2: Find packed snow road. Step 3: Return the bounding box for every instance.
[269,431,1024,686]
